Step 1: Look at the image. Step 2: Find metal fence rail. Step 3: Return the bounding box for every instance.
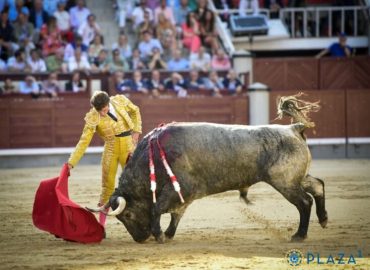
[280,6,370,37]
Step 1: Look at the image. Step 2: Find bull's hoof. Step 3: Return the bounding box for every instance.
[164,232,174,241]
[155,232,165,244]
[319,217,328,228]
[290,233,307,242]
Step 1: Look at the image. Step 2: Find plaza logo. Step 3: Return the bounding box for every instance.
[285,249,362,266]
[286,249,304,266]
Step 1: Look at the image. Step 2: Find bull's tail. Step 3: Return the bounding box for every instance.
[276,92,320,129]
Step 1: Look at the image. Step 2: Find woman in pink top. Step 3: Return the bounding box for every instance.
[40,16,63,57]
[211,48,232,70]
[181,12,201,53]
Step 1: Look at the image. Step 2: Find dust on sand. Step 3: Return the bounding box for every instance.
[0,160,369,270]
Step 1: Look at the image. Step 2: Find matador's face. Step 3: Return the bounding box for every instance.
[98,105,109,117]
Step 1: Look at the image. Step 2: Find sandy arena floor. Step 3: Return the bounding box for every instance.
[0,160,369,270]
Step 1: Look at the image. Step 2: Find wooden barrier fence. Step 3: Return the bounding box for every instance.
[253,56,370,91]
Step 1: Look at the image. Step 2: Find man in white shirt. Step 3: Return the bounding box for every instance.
[189,46,211,72]
[138,31,163,60]
[54,0,70,32]
[69,0,90,31]
[131,0,153,28]
[27,49,47,72]
[78,14,101,46]
[67,48,91,72]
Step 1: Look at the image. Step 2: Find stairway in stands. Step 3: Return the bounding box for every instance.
[86,0,120,50]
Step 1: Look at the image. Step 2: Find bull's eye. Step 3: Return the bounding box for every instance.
[125,212,133,219]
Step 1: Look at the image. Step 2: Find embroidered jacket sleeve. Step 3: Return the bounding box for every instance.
[68,109,99,167]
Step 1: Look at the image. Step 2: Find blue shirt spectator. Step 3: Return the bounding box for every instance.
[316,33,352,58]
[222,70,243,95]
[185,70,205,91]
[138,31,163,60]
[43,0,58,15]
[124,71,149,93]
[19,76,40,94]
[174,0,191,26]
[167,49,189,71]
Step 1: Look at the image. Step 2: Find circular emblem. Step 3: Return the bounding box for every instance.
[286,249,303,266]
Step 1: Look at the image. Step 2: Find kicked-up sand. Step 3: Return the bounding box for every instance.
[0,160,369,269]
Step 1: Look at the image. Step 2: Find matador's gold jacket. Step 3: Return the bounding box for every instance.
[68,94,142,167]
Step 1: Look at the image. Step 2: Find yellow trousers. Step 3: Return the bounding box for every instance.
[100,136,134,204]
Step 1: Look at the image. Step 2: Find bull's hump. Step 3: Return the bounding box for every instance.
[171,122,294,132]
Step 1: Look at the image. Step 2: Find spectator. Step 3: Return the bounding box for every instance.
[65,70,85,92]
[147,69,165,96]
[222,69,243,95]
[199,10,219,52]
[189,46,211,71]
[27,48,46,72]
[112,33,132,60]
[154,0,175,25]
[45,47,66,72]
[92,48,109,72]
[7,48,29,71]
[109,48,129,72]
[88,34,104,63]
[114,0,134,31]
[8,0,24,22]
[64,35,88,61]
[138,31,163,61]
[112,70,128,92]
[0,78,17,94]
[213,0,232,22]
[174,0,191,27]
[132,0,153,28]
[204,70,224,96]
[54,0,73,42]
[129,48,147,70]
[125,70,149,94]
[40,16,63,56]
[264,0,283,19]
[67,47,91,72]
[147,0,160,11]
[0,9,18,61]
[165,72,187,97]
[19,75,40,96]
[69,0,90,31]
[29,0,49,30]
[43,0,58,15]
[239,0,259,16]
[211,48,231,70]
[156,12,177,51]
[78,13,101,47]
[182,12,201,53]
[41,71,62,96]
[167,48,189,71]
[316,33,352,58]
[13,7,34,46]
[137,9,155,41]
[194,0,209,20]
[148,46,167,70]
[185,69,205,91]
[0,57,6,71]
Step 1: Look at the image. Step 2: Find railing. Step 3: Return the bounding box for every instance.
[280,6,370,38]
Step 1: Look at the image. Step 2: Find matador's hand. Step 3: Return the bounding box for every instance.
[132,132,140,146]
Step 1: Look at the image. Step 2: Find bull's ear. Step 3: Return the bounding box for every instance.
[108,197,126,216]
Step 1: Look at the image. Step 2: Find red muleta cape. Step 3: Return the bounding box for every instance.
[32,164,104,243]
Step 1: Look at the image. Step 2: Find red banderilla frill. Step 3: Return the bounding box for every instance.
[148,132,185,204]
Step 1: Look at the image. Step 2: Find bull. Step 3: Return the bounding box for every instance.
[91,94,328,243]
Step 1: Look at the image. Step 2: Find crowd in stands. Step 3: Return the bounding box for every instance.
[0,0,246,97]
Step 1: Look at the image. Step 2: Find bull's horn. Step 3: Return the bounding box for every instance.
[86,202,110,213]
[107,197,126,216]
